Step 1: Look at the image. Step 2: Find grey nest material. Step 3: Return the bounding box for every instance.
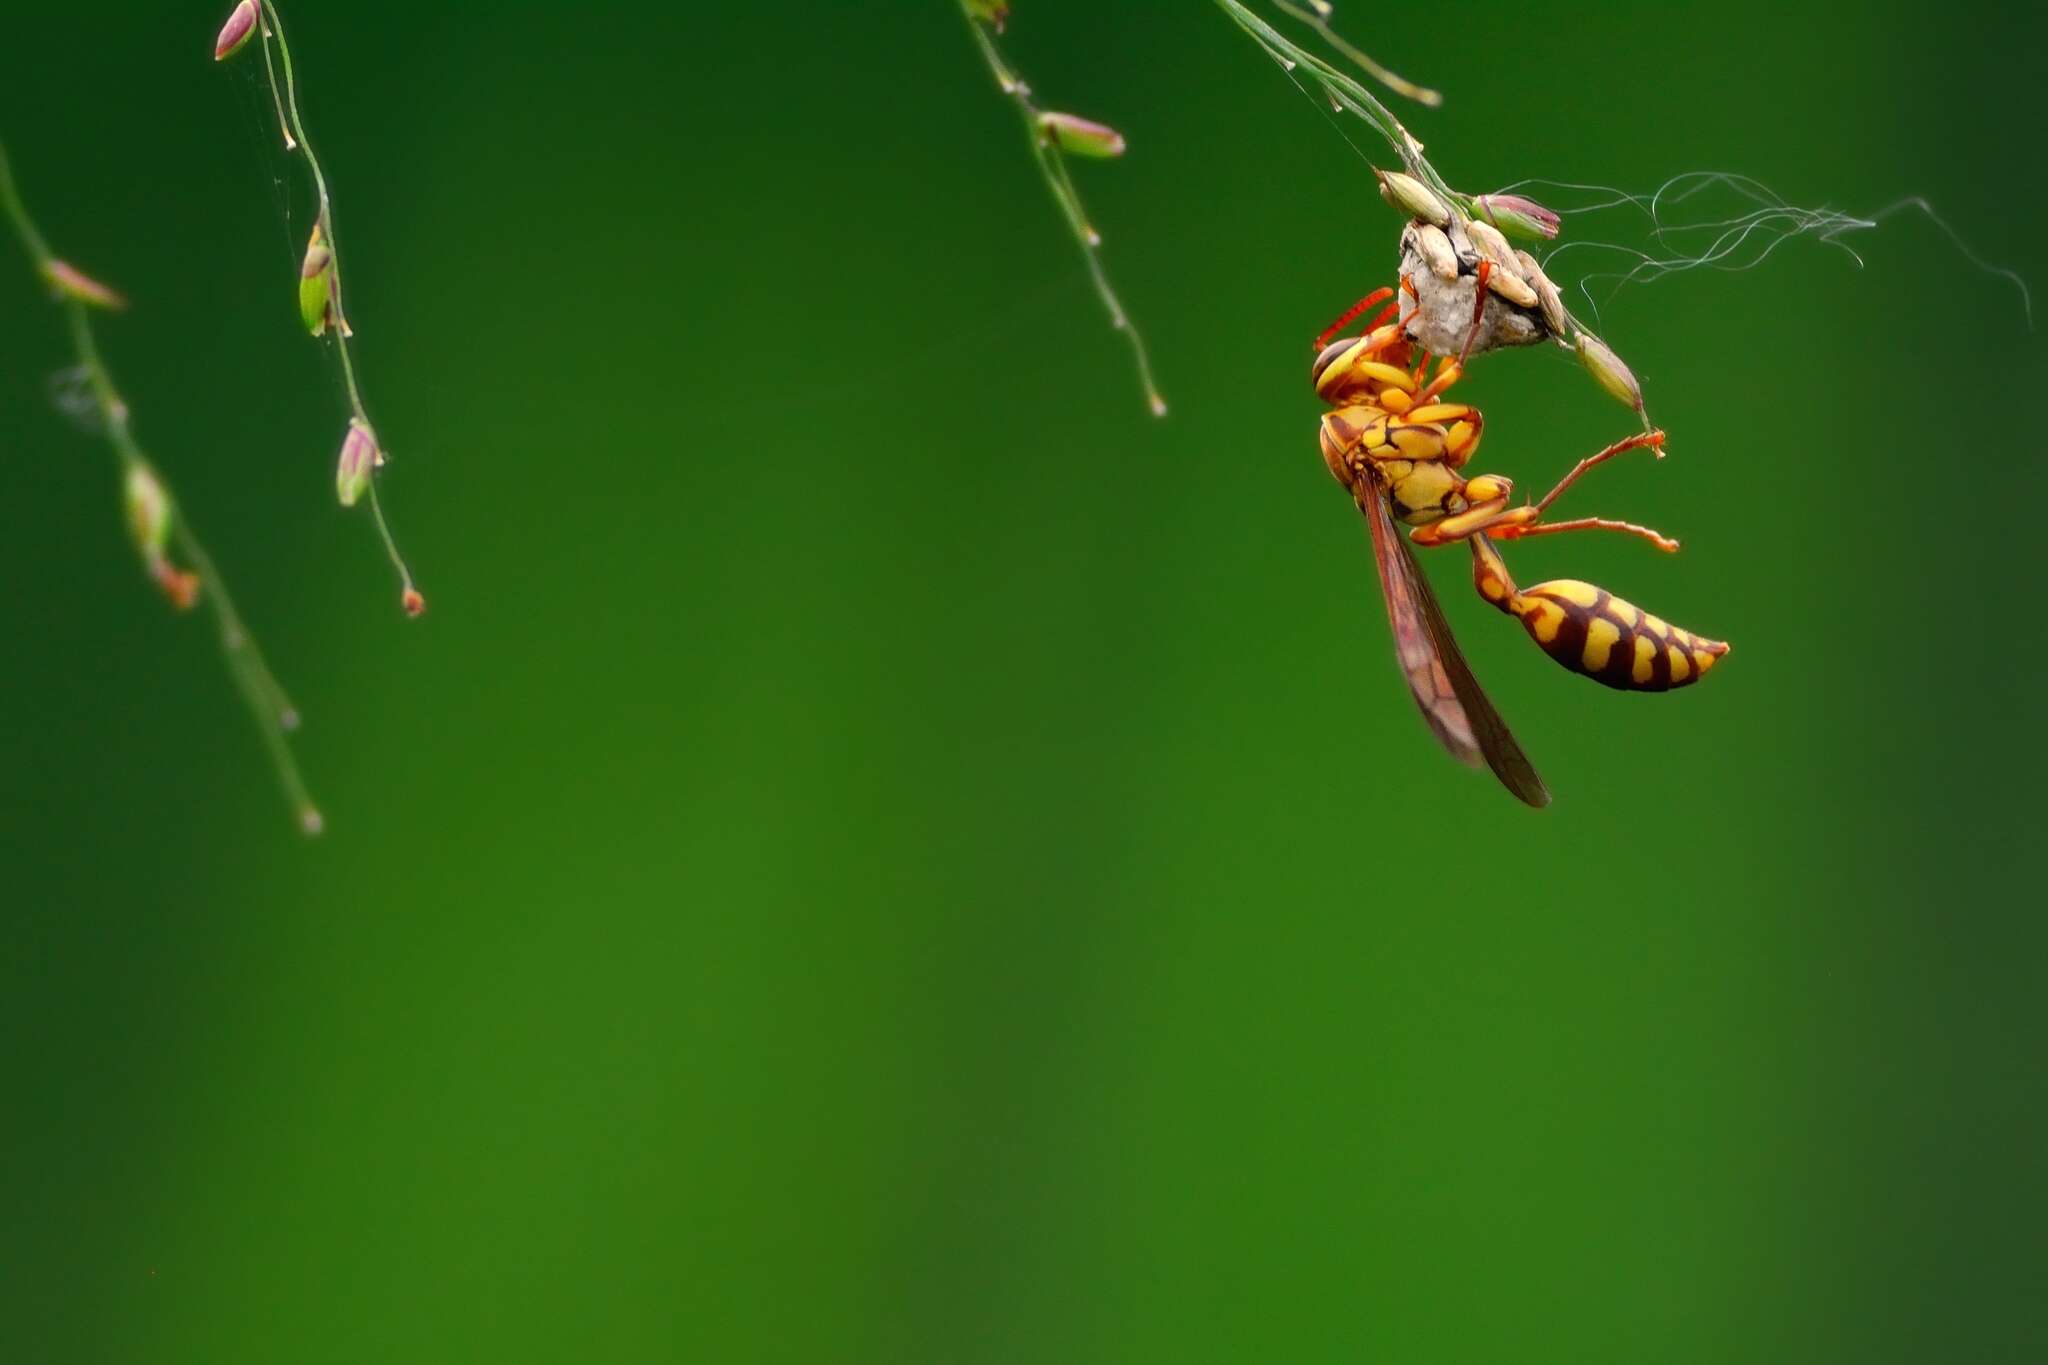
[1396,218,1559,359]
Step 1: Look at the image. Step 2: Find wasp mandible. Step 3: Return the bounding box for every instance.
[1314,282,1730,807]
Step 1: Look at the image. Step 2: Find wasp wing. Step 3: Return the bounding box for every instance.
[1358,489,1551,808]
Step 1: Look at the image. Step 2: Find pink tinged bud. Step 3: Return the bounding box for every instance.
[42,260,127,311]
[215,1,260,60]
[152,562,203,611]
[336,419,378,508]
[402,588,427,617]
[1038,112,1126,159]
[966,0,1010,32]
[1575,332,1645,413]
[299,226,336,336]
[1473,193,1562,242]
[1373,168,1450,228]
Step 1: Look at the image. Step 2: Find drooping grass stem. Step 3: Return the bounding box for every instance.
[0,136,321,835]
[1214,0,1455,201]
[1267,1,1441,109]
[958,2,1167,417]
[249,0,424,614]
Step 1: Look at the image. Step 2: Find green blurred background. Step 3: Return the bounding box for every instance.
[4,2,2043,1360]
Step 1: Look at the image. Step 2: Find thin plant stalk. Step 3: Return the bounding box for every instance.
[246,0,425,614]
[958,2,1167,417]
[1268,1,1441,108]
[0,137,321,835]
[1216,0,1447,197]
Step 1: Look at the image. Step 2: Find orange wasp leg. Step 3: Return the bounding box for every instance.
[1487,429,1677,551]
[1416,357,1463,404]
[1407,495,1514,547]
[1491,516,1681,553]
[1456,260,1492,363]
[1526,430,1667,516]
[1406,427,1679,553]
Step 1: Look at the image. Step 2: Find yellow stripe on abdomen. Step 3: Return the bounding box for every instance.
[1512,579,1728,692]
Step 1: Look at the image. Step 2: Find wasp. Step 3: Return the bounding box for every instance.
[1313,283,1729,806]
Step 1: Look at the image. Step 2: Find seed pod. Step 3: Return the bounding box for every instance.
[124,465,172,559]
[214,1,260,61]
[1405,222,1459,281]
[299,225,335,336]
[123,467,200,609]
[965,0,1010,31]
[1484,265,1538,310]
[1516,249,1569,338]
[1462,218,1513,269]
[1459,219,1537,308]
[42,260,126,311]
[335,419,378,508]
[1472,193,1561,242]
[1037,112,1126,159]
[1374,168,1450,228]
[1575,332,1645,412]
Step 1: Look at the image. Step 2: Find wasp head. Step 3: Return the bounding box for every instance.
[1313,327,1416,407]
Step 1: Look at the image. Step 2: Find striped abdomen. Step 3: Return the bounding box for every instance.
[1473,541,1728,692]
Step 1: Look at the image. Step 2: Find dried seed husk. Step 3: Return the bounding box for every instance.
[1459,219,1538,307]
[1405,222,1459,281]
[1463,218,1514,269]
[1575,332,1645,412]
[1485,266,1538,309]
[1516,249,1569,338]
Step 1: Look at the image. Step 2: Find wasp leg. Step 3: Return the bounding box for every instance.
[1456,260,1492,363]
[1315,286,1399,351]
[1529,430,1667,515]
[1479,429,1677,550]
[1415,357,1463,403]
[1492,516,1681,553]
[1408,482,1676,555]
[1407,491,1512,547]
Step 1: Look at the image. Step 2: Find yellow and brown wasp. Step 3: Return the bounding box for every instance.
[1314,283,1729,806]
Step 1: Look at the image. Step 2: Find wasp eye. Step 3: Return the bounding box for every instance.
[1311,339,1355,387]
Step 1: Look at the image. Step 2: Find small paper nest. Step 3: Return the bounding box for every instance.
[1395,218,1563,359]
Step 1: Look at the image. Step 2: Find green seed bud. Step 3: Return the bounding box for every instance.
[1472,193,1562,242]
[1373,168,1449,227]
[1038,112,1126,159]
[299,226,334,336]
[124,465,172,558]
[1575,332,1645,413]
